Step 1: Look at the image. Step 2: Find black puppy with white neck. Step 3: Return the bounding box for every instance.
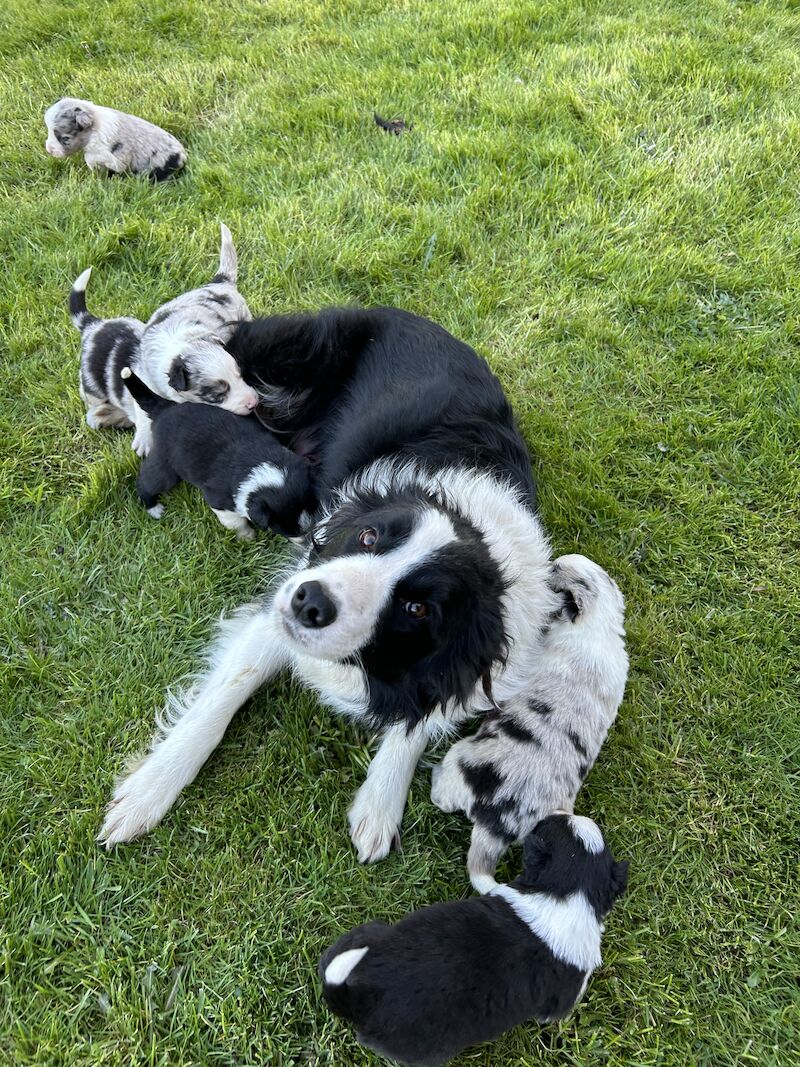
[320,813,628,1067]
[121,369,315,539]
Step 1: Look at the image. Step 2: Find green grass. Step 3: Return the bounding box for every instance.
[1,0,799,1063]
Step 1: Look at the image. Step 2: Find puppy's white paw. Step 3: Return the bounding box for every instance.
[348,788,402,864]
[97,755,178,848]
[236,523,256,540]
[430,759,468,814]
[147,504,165,519]
[86,409,102,430]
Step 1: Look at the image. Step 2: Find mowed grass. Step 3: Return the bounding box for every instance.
[1,0,799,1063]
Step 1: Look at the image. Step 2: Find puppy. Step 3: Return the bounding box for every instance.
[44,97,186,180]
[71,266,146,432]
[132,223,259,456]
[431,554,628,893]
[320,813,628,1067]
[121,369,315,538]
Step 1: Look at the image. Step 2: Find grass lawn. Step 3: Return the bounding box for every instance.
[1,0,799,1063]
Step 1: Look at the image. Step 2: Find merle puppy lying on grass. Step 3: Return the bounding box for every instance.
[121,368,315,539]
[320,813,628,1067]
[44,97,186,180]
[431,553,628,892]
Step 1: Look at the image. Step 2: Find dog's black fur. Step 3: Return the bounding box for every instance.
[319,814,628,1067]
[122,370,315,537]
[226,307,536,509]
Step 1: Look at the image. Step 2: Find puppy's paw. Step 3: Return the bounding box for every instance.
[131,436,151,458]
[430,760,468,814]
[147,504,165,520]
[348,789,403,864]
[236,523,256,541]
[97,755,178,848]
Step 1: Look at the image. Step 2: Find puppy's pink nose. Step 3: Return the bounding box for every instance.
[245,393,259,410]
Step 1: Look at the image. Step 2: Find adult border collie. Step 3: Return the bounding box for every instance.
[99,308,559,861]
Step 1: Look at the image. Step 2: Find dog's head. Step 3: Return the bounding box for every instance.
[44,98,94,158]
[273,486,509,728]
[162,336,259,415]
[515,813,629,919]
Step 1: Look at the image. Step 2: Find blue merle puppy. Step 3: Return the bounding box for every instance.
[121,368,315,539]
[431,554,628,892]
[320,813,628,1067]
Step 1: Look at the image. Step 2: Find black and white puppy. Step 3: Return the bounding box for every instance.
[45,97,186,180]
[121,368,315,539]
[319,813,628,1067]
[431,554,628,892]
[132,224,259,456]
[98,307,559,859]
[71,266,145,431]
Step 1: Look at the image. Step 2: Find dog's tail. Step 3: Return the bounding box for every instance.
[70,267,98,332]
[214,223,237,284]
[121,367,174,418]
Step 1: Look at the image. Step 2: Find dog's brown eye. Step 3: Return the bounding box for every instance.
[359,528,378,549]
[405,601,428,619]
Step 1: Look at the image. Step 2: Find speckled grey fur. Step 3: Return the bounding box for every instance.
[45,97,186,180]
[431,554,629,892]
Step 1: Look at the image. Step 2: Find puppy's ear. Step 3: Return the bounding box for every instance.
[168,358,190,392]
[72,106,93,130]
[610,860,629,900]
[518,832,549,883]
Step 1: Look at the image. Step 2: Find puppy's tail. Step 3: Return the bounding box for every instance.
[121,367,174,418]
[320,946,369,1021]
[467,825,505,895]
[70,267,98,332]
[214,223,237,284]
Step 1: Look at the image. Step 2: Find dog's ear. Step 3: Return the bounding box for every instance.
[168,358,190,392]
[72,106,93,131]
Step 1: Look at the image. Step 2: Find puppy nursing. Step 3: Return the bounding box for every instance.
[431,554,628,892]
[121,368,315,538]
[45,97,186,180]
[320,813,628,1067]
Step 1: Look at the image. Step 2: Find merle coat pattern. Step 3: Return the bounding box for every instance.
[431,553,628,891]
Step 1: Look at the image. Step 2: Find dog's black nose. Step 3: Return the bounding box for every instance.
[291,581,337,628]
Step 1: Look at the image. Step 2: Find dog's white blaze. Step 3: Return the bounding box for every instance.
[489,886,602,972]
[234,462,286,516]
[569,815,605,855]
[275,508,458,662]
[324,946,369,985]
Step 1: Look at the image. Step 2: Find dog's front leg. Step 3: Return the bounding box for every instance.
[348,722,429,863]
[98,602,288,847]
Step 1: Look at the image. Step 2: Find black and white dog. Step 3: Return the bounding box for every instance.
[121,368,315,539]
[98,307,559,859]
[319,813,629,1067]
[431,554,628,892]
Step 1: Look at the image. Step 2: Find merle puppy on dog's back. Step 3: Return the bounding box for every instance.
[99,306,561,867]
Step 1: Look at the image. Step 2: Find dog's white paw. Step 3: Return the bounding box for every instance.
[86,409,102,430]
[147,504,165,519]
[236,523,256,540]
[348,788,402,864]
[97,755,177,848]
